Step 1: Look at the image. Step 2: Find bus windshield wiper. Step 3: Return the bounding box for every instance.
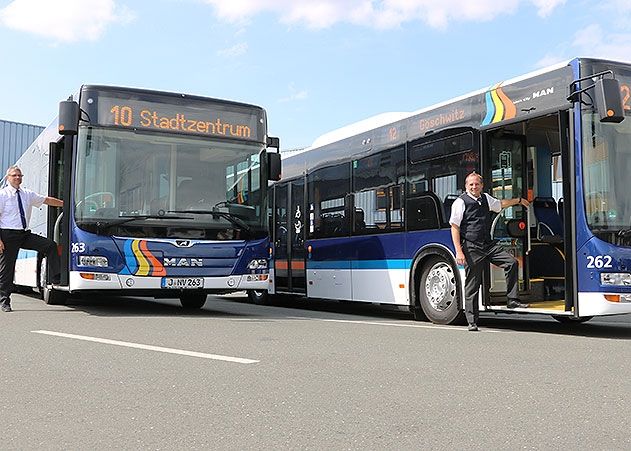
[168,209,252,233]
[96,213,193,231]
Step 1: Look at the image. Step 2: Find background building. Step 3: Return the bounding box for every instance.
[0,119,45,175]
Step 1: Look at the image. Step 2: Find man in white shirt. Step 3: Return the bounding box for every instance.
[449,172,529,331]
[0,166,63,312]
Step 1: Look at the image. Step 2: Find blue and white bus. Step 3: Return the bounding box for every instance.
[14,85,280,307]
[262,57,631,324]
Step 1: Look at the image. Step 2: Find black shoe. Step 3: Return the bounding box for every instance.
[1,304,12,312]
[507,299,529,309]
[467,323,478,331]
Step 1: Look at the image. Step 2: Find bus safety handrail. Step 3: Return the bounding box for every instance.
[490,203,531,255]
[53,211,63,244]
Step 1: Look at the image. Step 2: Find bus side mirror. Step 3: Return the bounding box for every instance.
[594,78,625,123]
[58,99,80,135]
[267,151,282,181]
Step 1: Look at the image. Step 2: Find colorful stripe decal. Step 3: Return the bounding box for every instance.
[140,240,166,276]
[481,82,516,126]
[121,239,166,277]
[132,240,150,276]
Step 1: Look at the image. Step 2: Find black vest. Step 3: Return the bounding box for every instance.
[459,193,492,244]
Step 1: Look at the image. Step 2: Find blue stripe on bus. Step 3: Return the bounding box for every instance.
[307,259,412,270]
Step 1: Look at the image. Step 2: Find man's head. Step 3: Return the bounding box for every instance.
[464,172,483,198]
[6,166,23,189]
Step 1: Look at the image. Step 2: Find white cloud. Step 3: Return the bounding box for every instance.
[278,83,308,103]
[202,0,564,30]
[571,24,631,63]
[0,0,133,43]
[217,42,248,58]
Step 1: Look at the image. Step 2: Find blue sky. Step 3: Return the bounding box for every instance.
[1,0,630,150]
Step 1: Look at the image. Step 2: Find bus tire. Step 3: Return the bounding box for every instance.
[39,257,67,305]
[552,315,593,324]
[42,285,67,305]
[418,256,465,325]
[179,293,207,309]
[247,290,272,305]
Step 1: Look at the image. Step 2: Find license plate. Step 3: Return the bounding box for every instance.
[161,277,204,289]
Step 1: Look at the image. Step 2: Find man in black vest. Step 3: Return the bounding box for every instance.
[450,172,529,331]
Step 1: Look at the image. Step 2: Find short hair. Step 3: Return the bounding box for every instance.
[465,171,483,184]
[6,165,21,177]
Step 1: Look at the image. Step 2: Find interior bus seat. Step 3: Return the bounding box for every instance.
[443,194,460,223]
[407,191,441,230]
[533,197,563,244]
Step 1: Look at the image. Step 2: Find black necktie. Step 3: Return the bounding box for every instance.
[16,189,27,229]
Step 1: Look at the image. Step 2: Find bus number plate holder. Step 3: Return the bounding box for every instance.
[161,277,204,289]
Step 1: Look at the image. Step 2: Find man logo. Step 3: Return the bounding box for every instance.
[164,258,203,267]
[175,240,192,247]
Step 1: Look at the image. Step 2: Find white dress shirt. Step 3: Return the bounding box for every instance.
[449,192,501,227]
[0,185,46,230]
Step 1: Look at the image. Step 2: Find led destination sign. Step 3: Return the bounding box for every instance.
[92,94,263,141]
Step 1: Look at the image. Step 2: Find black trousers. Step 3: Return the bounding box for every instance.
[0,229,60,306]
[462,240,518,325]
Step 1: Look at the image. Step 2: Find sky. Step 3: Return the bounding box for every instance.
[1,0,631,151]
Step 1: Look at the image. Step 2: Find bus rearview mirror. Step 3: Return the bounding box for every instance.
[594,78,625,123]
[58,99,80,135]
[267,152,282,181]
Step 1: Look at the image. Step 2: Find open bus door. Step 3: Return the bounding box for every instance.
[44,137,70,296]
[484,132,530,307]
[273,179,306,294]
[483,114,574,317]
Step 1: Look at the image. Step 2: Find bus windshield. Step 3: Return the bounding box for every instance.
[74,127,266,239]
[581,112,631,234]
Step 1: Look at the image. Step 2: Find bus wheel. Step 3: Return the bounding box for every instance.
[179,293,207,309]
[552,315,593,324]
[247,290,271,305]
[418,257,465,325]
[39,257,67,305]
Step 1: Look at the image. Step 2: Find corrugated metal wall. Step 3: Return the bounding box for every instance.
[0,119,44,174]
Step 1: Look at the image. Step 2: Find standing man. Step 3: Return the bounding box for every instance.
[0,165,63,312]
[450,172,529,331]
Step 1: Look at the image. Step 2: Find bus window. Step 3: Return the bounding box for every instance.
[308,163,351,238]
[352,146,405,234]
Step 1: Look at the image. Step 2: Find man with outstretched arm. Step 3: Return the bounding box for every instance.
[0,165,63,312]
[449,171,529,331]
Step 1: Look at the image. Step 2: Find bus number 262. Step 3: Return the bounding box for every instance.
[586,255,613,269]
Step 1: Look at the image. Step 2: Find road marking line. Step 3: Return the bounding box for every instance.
[31,330,259,364]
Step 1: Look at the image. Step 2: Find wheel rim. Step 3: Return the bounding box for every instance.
[424,262,457,312]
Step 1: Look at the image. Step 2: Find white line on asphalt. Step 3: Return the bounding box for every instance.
[31,330,259,364]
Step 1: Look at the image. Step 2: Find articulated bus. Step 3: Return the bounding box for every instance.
[261,57,631,325]
[14,85,281,307]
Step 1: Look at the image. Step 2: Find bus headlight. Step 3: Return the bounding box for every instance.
[600,272,631,286]
[247,259,268,270]
[79,256,109,267]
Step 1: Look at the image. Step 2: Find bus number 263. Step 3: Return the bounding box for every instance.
[586,255,613,269]
[71,242,86,253]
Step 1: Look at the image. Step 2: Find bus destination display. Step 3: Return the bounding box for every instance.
[95,96,261,140]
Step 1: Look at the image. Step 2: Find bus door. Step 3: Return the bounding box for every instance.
[273,180,306,293]
[485,132,529,305]
[48,137,70,286]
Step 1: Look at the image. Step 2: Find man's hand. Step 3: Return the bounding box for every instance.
[0,239,4,254]
[455,250,466,266]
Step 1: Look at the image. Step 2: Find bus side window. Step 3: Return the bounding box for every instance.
[407,192,441,230]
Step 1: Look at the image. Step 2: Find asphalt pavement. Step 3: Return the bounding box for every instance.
[1,291,631,450]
